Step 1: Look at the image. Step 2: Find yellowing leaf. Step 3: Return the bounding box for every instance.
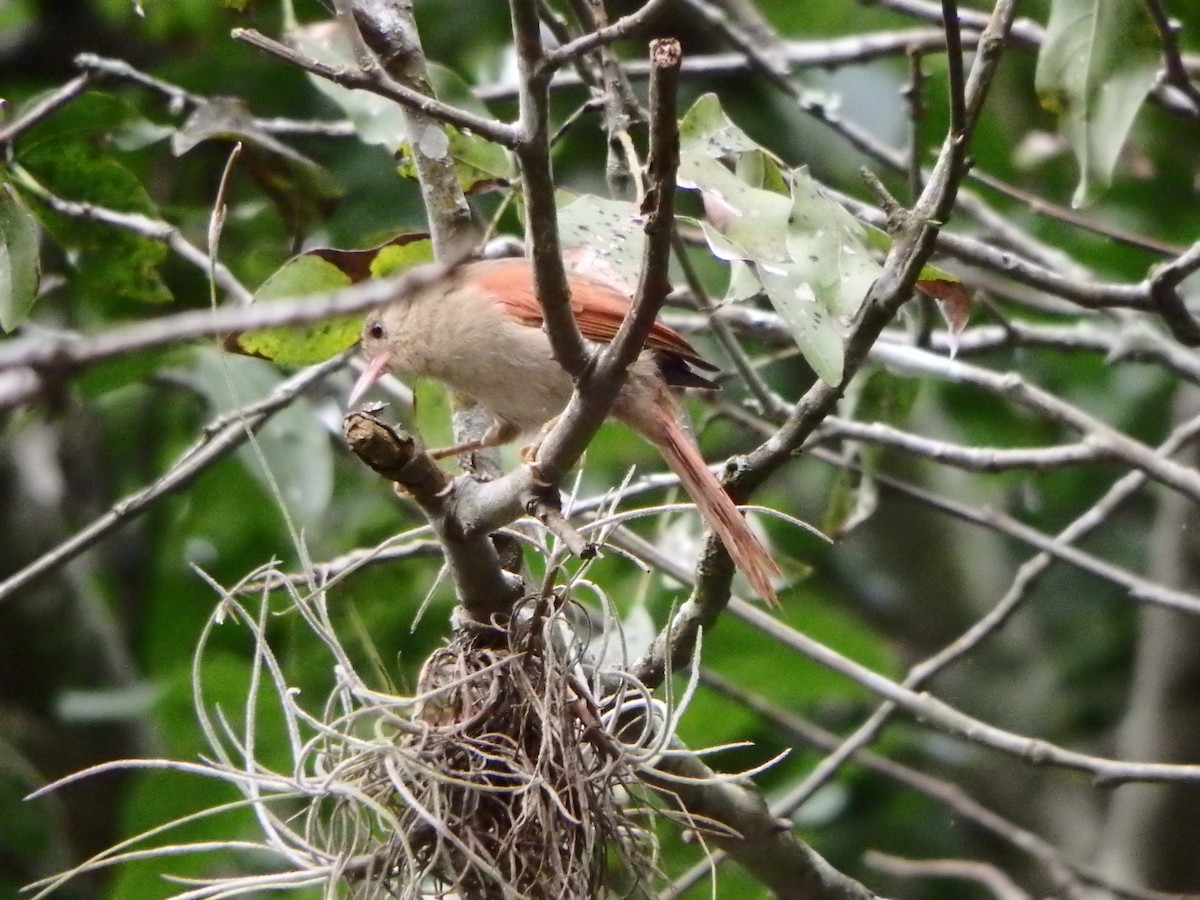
[232,255,357,365]
[230,234,433,365]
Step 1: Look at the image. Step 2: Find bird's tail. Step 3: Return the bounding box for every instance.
[654,413,781,606]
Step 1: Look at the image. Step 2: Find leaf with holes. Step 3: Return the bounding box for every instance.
[758,264,844,386]
[558,194,646,294]
[786,167,879,319]
[679,93,766,161]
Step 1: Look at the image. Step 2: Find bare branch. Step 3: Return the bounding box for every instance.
[542,0,673,71]
[474,28,977,102]
[509,0,588,376]
[342,411,522,620]
[0,72,94,146]
[865,0,1200,121]
[645,741,885,900]
[530,38,682,485]
[782,402,1200,813]
[232,27,521,149]
[732,598,1200,785]
[817,416,1104,472]
[869,341,1200,504]
[0,352,350,606]
[1141,0,1200,114]
[864,852,1032,900]
[0,263,451,386]
[691,671,1178,900]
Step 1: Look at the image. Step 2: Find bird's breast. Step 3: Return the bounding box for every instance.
[392,288,575,434]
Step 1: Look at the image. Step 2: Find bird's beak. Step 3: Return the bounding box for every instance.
[348,351,393,408]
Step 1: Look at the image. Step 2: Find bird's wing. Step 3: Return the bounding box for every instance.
[473,259,719,387]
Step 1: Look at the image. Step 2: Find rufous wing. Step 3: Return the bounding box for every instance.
[471,258,719,389]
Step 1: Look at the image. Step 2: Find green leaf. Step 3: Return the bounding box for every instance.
[192,348,334,528]
[853,366,920,428]
[736,148,790,195]
[786,167,879,318]
[231,234,433,365]
[173,97,341,236]
[395,65,512,193]
[288,21,412,150]
[16,91,144,149]
[680,160,874,384]
[0,183,41,332]
[679,93,764,160]
[557,194,646,292]
[412,377,455,454]
[397,124,513,194]
[758,264,845,386]
[681,154,792,261]
[233,255,356,365]
[824,368,919,535]
[1035,0,1159,207]
[19,141,171,306]
[677,95,886,385]
[14,93,170,307]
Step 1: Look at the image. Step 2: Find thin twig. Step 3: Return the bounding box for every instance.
[528,37,683,485]
[510,0,588,377]
[732,598,1200,785]
[940,0,966,140]
[864,852,1032,900]
[232,27,521,148]
[869,341,1200,504]
[1143,0,1200,114]
[969,168,1186,257]
[475,29,973,102]
[676,672,1177,900]
[782,402,1200,812]
[0,263,451,380]
[865,0,1199,121]
[542,0,674,71]
[0,72,95,146]
[903,47,926,202]
[0,352,350,606]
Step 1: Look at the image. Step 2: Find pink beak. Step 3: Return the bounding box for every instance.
[348,351,393,407]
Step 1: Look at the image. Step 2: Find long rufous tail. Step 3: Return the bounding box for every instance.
[654,412,781,606]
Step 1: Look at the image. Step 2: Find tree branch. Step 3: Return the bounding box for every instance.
[528,37,682,485]
[232,27,521,149]
[0,352,350,606]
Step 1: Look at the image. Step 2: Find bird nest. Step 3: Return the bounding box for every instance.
[25,570,706,900]
[304,597,662,899]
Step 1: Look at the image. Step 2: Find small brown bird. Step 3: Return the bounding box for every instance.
[348,257,779,603]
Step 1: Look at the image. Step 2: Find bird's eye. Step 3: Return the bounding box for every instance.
[367,321,385,340]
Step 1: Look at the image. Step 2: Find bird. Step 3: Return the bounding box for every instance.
[348,256,780,604]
